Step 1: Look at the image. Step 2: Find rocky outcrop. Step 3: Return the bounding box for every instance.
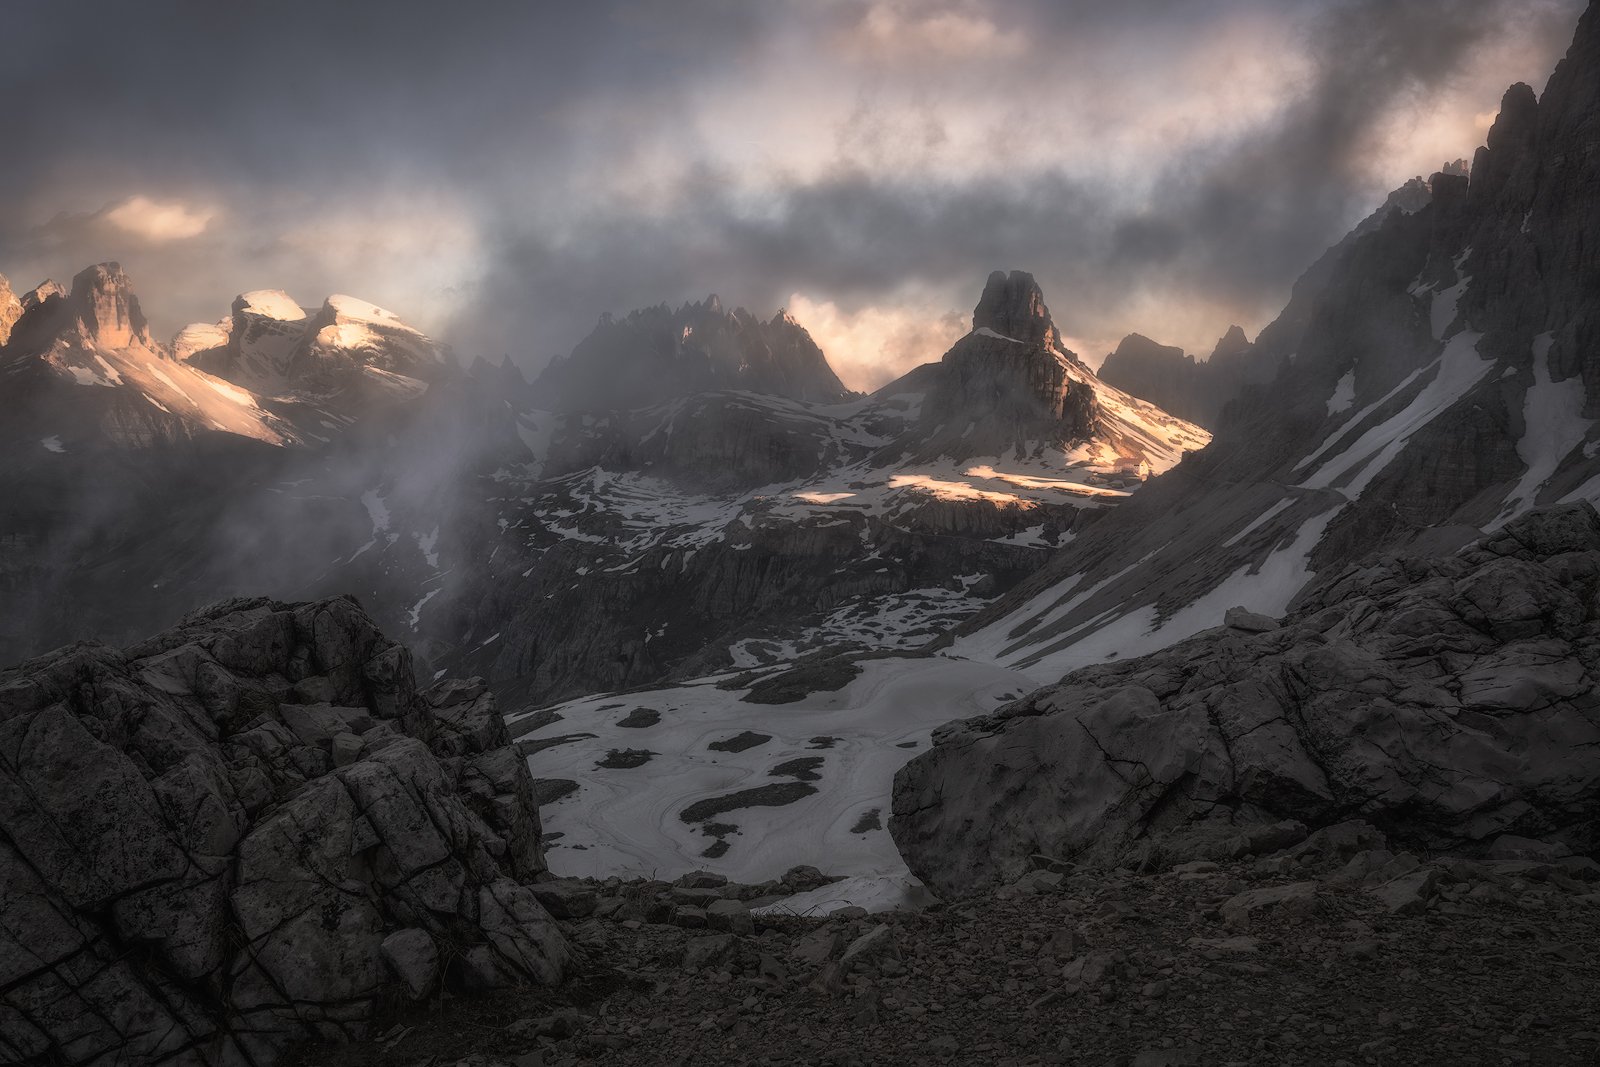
[534,296,852,412]
[0,596,568,1067]
[894,504,1600,896]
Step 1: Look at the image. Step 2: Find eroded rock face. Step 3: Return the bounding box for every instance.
[0,595,567,1067]
[892,504,1600,896]
[972,269,1067,352]
[0,274,20,346]
[70,262,153,349]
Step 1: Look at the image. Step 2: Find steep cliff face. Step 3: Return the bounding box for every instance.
[533,296,852,412]
[0,273,21,345]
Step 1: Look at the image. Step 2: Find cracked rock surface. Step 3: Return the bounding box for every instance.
[0,595,569,1067]
[891,504,1600,897]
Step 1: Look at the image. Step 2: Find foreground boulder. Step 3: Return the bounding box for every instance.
[891,504,1600,896]
[0,596,569,1067]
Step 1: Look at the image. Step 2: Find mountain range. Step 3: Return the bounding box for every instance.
[7,3,1600,1063]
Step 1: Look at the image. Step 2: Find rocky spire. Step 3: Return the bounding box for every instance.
[1467,82,1539,213]
[972,269,1061,349]
[1207,325,1251,362]
[66,262,151,349]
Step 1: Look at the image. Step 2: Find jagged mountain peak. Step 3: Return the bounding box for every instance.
[1208,324,1252,362]
[175,285,449,399]
[533,293,851,412]
[22,278,65,313]
[972,269,1065,351]
[881,273,1208,467]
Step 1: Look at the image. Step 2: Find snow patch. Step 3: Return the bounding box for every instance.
[40,435,64,453]
[1014,504,1343,679]
[1326,370,1356,415]
[1430,276,1470,340]
[407,589,441,629]
[1221,498,1295,548]
[361,490,391,535]
[417,527,440,569]
[237,290,306,322]
[200,375,257,408]
[521,657,1031,906]
[1298,332,1493,499]
[1496,333,1588,527]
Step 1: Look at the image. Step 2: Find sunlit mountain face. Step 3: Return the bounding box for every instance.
[1,1,1584,387]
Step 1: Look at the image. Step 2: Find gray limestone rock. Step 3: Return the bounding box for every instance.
[1224,606,1279,632]
[0,595,568,1067]
[892,505,1600,895]
[381,928,442,1000]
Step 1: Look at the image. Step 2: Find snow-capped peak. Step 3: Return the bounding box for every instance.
[236,289,307,322]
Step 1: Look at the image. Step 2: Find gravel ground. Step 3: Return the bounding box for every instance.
[287,848,1600,1067]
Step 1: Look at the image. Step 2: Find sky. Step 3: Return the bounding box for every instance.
[0,0,1585,389]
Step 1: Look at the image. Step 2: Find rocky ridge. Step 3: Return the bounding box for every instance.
[532,296,852,413]
[0,263,454,453]
[180,290,452,401]
[1095,325,1258,429]
[893,503,1600,897]
[0,596,568,1067]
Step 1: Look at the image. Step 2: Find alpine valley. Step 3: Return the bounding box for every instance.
[6,4,1600,1066]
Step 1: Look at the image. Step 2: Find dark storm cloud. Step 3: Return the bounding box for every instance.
[0,0,1587,381]
[1104,0,1569,301]
[449,0,1586,371]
